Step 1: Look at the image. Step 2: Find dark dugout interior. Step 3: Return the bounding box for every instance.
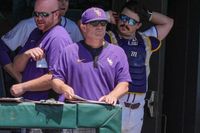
[1,0,200,133]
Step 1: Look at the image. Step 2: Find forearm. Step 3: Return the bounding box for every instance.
[52,78,64,94]
[52,78,69,94]
[51,78,75,99]
[4,63,22,82]
[151,12,173,26]
[13,53,30,72]
[150,11,174,40]
[109,82,129,99]
[21,73,52,92]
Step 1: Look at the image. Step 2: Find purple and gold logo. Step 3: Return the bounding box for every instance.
[93,8,102,17]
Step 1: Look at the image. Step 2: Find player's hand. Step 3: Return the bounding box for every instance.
[24,47,44,61]
[63,85,75,100]
[107,10,118,25]
[10,83,25,97]
[99,95,117,105]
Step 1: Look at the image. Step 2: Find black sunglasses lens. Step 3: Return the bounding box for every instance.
[90,21,99,26]
[119,14,128,22]
[33,11,50,17]
[128,19,137,26]
[119,14,138,26]
[89,21,107,26]
[32,12,38,17]
[101,21,108,26]
[42,12,50,17]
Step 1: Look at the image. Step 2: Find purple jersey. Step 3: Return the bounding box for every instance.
[19,25,73,100]
[52,41,131,101]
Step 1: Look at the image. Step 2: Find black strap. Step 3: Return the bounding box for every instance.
[81,41,108,68]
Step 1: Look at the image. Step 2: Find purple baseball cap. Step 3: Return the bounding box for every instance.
[81,7,108,24]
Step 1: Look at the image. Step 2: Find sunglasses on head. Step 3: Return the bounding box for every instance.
[119,14,139,26]
[88,20,108,27]
[32,9,59,18]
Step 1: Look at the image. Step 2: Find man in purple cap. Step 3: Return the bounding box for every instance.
[10,0,73,101]
[51,7,131,132]
[52,6,131,104]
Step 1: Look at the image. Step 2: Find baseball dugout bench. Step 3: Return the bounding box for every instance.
[0,102,122,133]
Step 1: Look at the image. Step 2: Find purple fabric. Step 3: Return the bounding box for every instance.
[19,25,73,100]
[52,42,131,101]
[81,7,108,23]
[0,39,11,66]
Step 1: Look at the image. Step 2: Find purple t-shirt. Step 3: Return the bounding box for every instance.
[19,25,73,100]
[52,41,132,101]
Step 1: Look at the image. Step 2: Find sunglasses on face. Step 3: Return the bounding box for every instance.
[88,20,108,27]
[119,14,139,26]
[32,9,59,18]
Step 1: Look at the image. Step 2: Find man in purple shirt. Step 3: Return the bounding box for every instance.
[0,0,82,83]
[51,7,131,105]
[10,0,73,101]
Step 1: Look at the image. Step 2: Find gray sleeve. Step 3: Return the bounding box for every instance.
[64,18,83,43]
[142,26,158,38]
[1,18,37,51]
